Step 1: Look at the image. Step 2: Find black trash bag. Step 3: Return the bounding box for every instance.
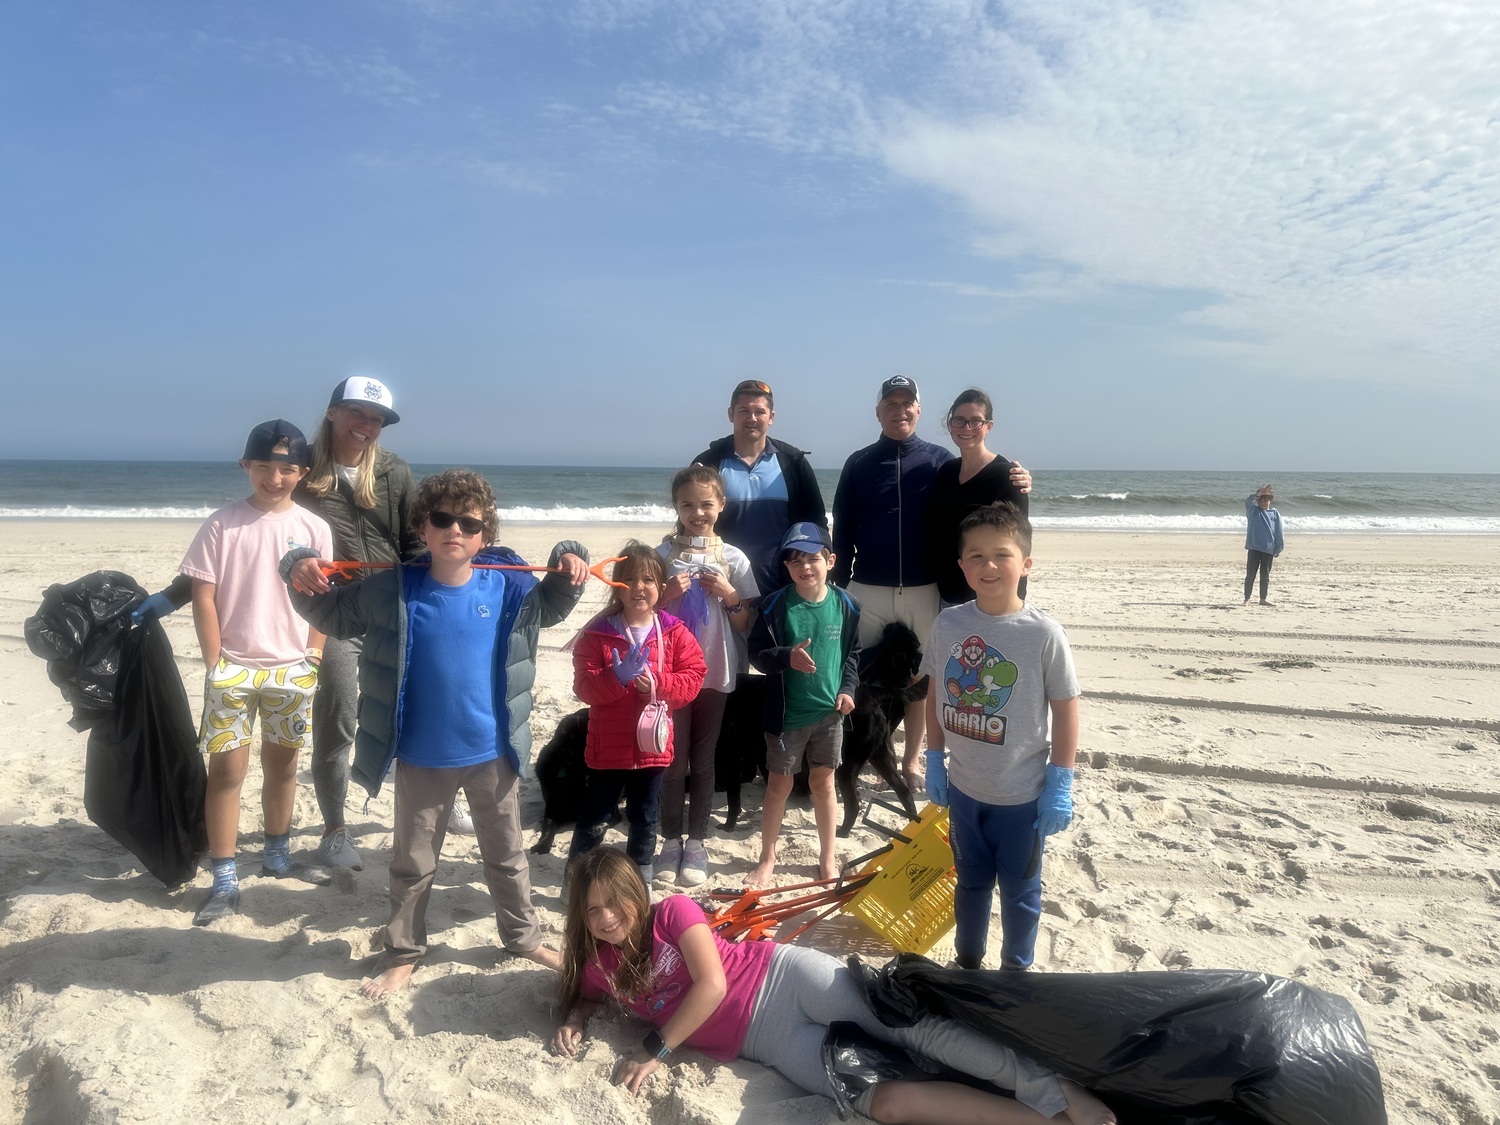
[25,570,146,730]
[82,620,208,887]
[851,955,1387,1125]
[821,1022,1009,1121]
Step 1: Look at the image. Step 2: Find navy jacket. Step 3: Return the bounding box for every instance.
[747,584,861,736]
[832,434,953,588]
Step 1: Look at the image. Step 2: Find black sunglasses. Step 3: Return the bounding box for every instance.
[427,510,485,535]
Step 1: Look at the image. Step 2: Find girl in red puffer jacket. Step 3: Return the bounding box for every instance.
[568,541,706,884]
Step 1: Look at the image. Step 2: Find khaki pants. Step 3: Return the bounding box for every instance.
[382,757,542,966]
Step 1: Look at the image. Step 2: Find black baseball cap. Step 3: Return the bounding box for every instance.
[242,419,310,466]
[878,375,920,404]
[328,376,400,425]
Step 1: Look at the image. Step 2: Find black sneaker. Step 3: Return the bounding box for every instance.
[193,887,241,926]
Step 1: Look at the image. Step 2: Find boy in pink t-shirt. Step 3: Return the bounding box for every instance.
[179,420,334,926]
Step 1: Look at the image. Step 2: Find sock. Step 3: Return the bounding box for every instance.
[263,833,291,873]
[210,856,238,896]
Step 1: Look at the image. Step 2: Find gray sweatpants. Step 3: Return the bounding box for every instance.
[382,757,542,966]
[311,634,361,829]
[740,945,1067,1118]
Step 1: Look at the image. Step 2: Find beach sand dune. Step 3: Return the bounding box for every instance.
[2,522,1496,1124]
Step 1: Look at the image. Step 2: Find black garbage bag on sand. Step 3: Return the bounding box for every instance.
[851,954,1387,1125]
[25,570,146,730]
[27,573,207,887]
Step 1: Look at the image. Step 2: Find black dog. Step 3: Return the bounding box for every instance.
[836,622,924,837]
[714,624,925,836]
[530,708,591,854]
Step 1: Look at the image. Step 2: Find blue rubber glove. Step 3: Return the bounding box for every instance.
[1035,764,1075,837]
[129,591,177,627]
[609,640,648,685]
[924,749,949,807]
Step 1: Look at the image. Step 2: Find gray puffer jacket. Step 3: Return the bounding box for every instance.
[282,541,587,795]
[293,447,422,568]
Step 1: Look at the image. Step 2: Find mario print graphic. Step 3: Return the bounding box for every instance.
[941,634,1018,745]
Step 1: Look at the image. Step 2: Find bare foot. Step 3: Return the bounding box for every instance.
[746,860,776,889]
[360,962,415,999]
[519,944,563,972]
[1061,1079,1116,1125]
[818,857,839,882]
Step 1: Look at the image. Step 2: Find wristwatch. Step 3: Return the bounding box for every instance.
[642,1029,672,1061]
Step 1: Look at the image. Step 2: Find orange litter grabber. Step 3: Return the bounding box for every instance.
[706,872,875,944]
[317,556,629,587]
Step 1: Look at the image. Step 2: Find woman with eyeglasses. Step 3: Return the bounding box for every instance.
[287,377,427,871]
[927,389,1033,608]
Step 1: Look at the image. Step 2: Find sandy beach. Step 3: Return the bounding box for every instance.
[1,519,1497,1124]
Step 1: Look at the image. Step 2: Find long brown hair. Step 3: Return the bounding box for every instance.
[599,540,667,620]
[558,848,654,1017]
[668,464,726,538]
[302,408,380,509]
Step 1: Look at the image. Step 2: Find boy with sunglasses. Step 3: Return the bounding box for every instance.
[282,469,589,995]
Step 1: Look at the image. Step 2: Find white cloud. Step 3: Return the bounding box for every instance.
[232,36,436,108]
[577,0,1500,390]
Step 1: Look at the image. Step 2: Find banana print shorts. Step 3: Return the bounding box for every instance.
[198,657,318,755]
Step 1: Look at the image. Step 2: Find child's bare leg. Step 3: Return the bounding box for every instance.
[1060,1081,1115,1125]
[809,765,838,880]
[748,772,794,887]
[205,743,251,858]
[867,1079,1055,1124]
[360,961,415,998]
[260,741,300,836]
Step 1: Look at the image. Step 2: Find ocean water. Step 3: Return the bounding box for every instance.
[1,461,1498,533]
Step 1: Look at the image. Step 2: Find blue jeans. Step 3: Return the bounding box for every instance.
[568,767,666,868]
[948,786,1043,968]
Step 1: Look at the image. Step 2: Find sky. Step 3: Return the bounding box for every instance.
[2,1,1497,471]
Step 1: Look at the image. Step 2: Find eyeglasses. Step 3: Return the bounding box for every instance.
[427,510,485,535]
[948,416,991,430]
[734,380,772,396]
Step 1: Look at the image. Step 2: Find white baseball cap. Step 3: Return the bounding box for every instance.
[328,376,400,425]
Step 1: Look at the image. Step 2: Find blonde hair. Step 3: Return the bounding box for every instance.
[303,409,380,509]
[558,848,654,1017]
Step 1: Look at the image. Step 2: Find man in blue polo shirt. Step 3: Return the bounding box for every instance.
[693,380,826,597]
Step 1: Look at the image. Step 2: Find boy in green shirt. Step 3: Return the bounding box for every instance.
[746,523,860,886]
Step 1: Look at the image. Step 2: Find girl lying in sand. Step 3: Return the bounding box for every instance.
[550,847,1115,1125]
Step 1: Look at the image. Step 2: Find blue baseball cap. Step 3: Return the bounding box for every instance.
[779,521,830,554]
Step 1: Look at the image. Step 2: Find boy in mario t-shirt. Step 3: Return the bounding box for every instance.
[921,501,1081,972]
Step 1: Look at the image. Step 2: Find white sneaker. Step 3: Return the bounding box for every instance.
[656,838,683,884]
[678,840,709,887]
[448,799,475,835]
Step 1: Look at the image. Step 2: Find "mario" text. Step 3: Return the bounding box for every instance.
[943,706,1006,745]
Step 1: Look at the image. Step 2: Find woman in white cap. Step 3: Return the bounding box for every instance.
[287,377,470,870]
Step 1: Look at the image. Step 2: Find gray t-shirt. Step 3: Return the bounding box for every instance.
[920,602,1079,805]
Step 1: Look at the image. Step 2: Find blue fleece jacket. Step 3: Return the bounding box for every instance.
[832,434,953,588]
[1244,495,1285,555]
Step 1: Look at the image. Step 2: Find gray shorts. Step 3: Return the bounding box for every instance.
[765,710,843,775]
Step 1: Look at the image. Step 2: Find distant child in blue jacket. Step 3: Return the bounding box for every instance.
[1244,484,1285,606]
